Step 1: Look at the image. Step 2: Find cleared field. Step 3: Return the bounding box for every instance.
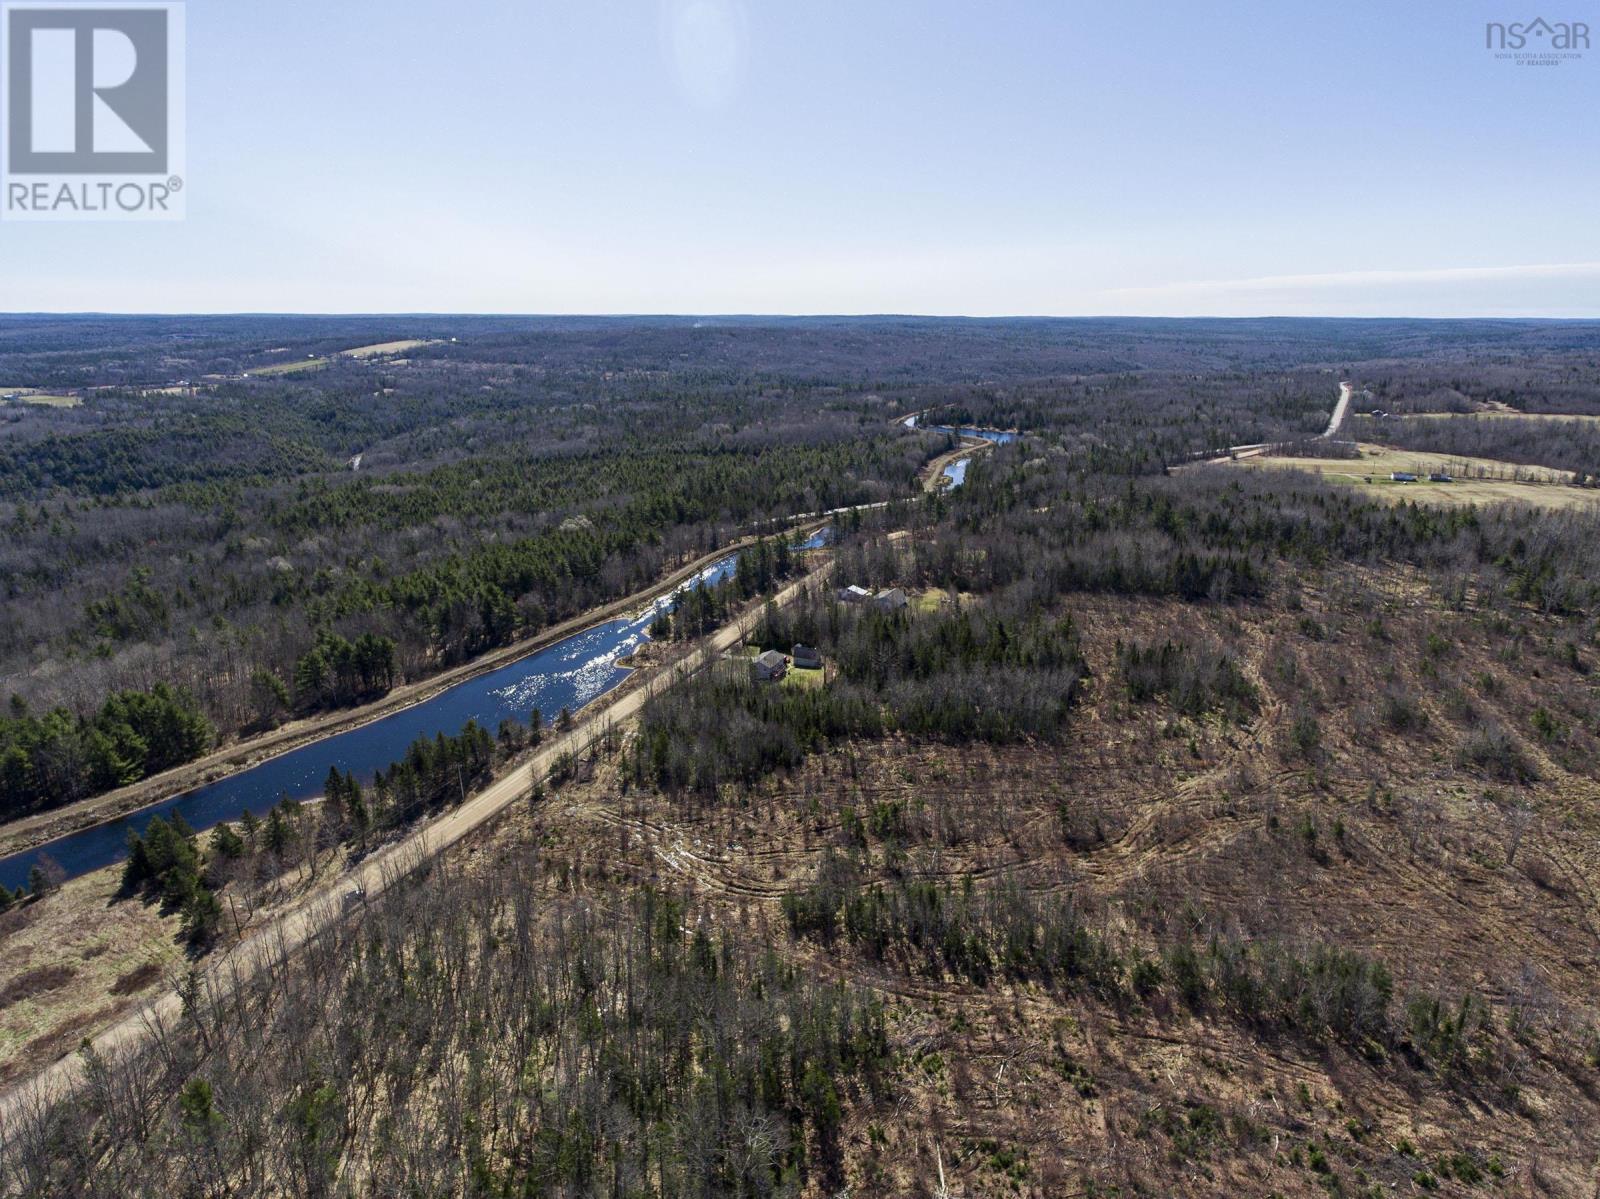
[341,339,434,359]
[780,665,825,691]
[1227,442,1600,510]
[3,392,81,407]
[248,357,329,377]
[0,868,182,1088]
[1401,410,1600,423]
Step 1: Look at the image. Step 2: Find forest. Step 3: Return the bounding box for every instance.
[1344,413,1600,480]
[5,317,1600,819]
[6,317,1600,1196]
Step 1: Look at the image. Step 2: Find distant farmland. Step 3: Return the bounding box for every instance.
[1225,442,1597,510]
[342,339,435,359]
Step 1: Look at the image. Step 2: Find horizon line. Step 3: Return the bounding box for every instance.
[4,311,1600,322]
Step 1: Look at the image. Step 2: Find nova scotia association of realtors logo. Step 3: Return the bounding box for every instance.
[0,1,184,220]
[1486,16,1590,65]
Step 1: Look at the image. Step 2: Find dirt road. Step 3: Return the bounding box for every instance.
[1185,381,1355,466]
[0,558,834,1129]
[921,437,993,492]
[1323,381,1354,439]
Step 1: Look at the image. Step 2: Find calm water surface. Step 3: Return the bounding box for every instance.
[0,551,763,890]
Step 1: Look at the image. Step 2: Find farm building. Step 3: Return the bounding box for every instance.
[1428,472,1453,483]
[792,644,822,670]
[1391,472,1418,483]
[837,585,872,604]
[752,650,788,682]
[874,588,909,611]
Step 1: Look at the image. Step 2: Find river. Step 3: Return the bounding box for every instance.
[0,540,835,891]
[905,415,1018,445]
[904,415,1017,488]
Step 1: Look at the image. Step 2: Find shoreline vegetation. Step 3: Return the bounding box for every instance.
[0,529,821,862]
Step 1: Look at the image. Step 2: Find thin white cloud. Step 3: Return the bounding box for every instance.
[1108,262,1600,299]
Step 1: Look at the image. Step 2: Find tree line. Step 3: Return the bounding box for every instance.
[0,685,212,821]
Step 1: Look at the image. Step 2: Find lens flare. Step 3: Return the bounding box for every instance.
[661,0,749,110]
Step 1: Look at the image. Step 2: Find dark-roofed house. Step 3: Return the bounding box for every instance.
[752,650,788,682]
[792,644,822,670]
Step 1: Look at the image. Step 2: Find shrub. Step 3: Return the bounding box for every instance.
[1119,638,1259,722]
[1456,723,1538,784]
[1380,688,1428,734]
[1290,711,1323,760]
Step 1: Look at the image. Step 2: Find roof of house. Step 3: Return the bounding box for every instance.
[755,650,788,670]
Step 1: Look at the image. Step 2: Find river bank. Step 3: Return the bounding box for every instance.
[922,437,995,492]
[0,529,818,864]
[0,547,845,1117]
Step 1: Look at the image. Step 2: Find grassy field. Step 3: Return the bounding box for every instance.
[0,868,182,1088]
[1,389,80,407]
[248,357,329,377]
[1404,410,1600,422]
[780,665,825,691]
[1227,442,1599,510]
[20,395,80,407]
[246,341,432,376]
[341,339,434,359]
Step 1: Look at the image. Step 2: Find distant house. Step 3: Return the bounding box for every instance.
[1391,472,1418,483]
[1428,472,1453,484]
[792,644,822,671]
[874,588,909,611]
[752,650,788,682]
[837,585,872,604]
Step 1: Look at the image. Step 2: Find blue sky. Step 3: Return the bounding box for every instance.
[3,0,1598,315]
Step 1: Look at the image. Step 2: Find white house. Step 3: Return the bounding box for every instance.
[752,650,788,682]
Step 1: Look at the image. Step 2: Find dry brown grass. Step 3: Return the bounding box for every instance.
[0,869,183,1088]
[1226,442,1599,511]
[0,965,75,1007]
[341,339,434,359]
[0,390,80,408]
[248,357,328,377]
